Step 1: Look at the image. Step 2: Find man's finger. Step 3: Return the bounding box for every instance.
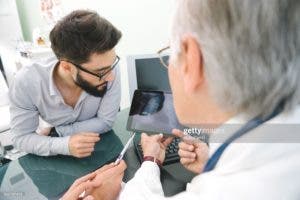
[154,133,164,141]
[81,132,101,137]
[68,181,97,199]
[141,133,163,143]
[182,135,202,145]
[80,136,100,143]
[70,172,97,190]
[179,142,195,151]
[78,152,93,158]
[78,143,96,149]
[141,132,149,140]
[162,137,174,147]
[114,160,127,173]
[95,163,115,174]
[180,157,195,165]
[178,149,196,159]
[83,195,95,200]
[172,129,185,138]
[78,147,95,154]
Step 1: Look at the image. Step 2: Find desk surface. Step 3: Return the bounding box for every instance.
[0,108,195,199]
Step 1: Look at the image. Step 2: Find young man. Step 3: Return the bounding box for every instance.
[9,10,122,158]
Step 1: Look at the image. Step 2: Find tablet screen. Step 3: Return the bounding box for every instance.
[127,90,184,135]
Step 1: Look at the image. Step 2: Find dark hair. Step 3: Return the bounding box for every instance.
[49,10,122,64]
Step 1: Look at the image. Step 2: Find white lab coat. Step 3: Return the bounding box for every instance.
[119,106,300,200]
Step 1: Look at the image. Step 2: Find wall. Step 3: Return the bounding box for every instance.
[0,0,23,86]
[0,0,23,46]
[15,0,44,42]
[14,0,175,108]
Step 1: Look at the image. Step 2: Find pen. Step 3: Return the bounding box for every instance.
[78,133,136,199]
[114,132,136,165]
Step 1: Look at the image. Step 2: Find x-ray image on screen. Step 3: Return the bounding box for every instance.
[127,90,184,135]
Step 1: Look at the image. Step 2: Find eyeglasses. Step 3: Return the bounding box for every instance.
[65,55,120,80]
[157,46,170,69]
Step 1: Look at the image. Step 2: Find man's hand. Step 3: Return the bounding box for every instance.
[69,132,100,158]
[141,133,173,163]
[61,161,127,200]
[173,129,209,174]
[61,172,100,200]
[90,160,127,200]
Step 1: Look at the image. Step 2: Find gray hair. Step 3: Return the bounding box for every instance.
[171,0,300,117]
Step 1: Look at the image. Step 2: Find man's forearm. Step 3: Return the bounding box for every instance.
[12,133,70,156]
[55,117,113,136]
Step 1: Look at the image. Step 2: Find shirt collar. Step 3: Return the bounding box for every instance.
[49,61,60,96]
[49,61,89,105]
[208,113,252,153]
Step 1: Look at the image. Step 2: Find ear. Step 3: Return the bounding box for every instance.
[180,34,204,94]
[59,60,76,74]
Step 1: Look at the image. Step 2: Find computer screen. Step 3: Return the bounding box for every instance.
[127,54,171,100]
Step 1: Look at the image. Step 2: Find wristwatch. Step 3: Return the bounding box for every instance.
[143,156,162,167]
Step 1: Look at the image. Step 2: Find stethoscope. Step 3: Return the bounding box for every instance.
[203,102,284,173]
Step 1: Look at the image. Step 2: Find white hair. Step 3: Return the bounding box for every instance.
[171,0,300,117]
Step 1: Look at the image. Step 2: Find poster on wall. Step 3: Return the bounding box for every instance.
[30,0,64,46]
[40,0,63,24]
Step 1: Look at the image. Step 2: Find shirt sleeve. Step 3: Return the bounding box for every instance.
[55,66,121,136]
[119,162,199,200]
[120,144,300,200]
[9,75,70,156]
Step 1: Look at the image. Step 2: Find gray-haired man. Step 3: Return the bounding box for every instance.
[63,1,300,199]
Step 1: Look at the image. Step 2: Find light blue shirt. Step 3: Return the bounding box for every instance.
[9,57,121,156]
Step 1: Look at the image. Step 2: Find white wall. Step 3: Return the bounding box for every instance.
[61,0,175,108]
[0,0,23,47]
[0,0,23,86]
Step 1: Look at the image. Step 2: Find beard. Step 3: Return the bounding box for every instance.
[74,72,108,97]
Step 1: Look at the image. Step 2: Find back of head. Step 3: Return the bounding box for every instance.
[50,10,122,64]
[172,0,300,117]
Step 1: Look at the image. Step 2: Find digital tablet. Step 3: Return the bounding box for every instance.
[126,90,184,135]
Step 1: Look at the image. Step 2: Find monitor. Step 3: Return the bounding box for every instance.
[127,54,171,101]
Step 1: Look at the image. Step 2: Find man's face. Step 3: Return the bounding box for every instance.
[73,50,116,97]
[74,72,108,97]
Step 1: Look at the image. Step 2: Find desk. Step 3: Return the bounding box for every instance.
[0,109,195,199]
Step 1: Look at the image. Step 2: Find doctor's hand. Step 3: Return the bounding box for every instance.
[172,129,209,174]
[61,172,99,200]
[141,133,173,163]
[90,160,127,200]
[69,132,100,158]
[62,161,126,200]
